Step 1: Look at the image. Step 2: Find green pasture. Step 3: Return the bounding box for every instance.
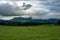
[0,24,60,40]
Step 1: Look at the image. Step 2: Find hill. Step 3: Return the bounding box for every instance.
[11,17,58,23]
[0,17,58,25]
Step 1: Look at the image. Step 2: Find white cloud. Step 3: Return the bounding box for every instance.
[0,0,60,20]
[0,0,44,1]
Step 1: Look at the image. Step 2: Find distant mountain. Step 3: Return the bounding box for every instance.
[0,17,58,23]
[0,17,59,26]
[11,17,32,22]
[11,17,58,23]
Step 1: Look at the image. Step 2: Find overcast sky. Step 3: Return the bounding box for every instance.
[0,0,60,20]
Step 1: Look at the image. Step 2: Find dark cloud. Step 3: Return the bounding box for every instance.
[0,0,45,1]
[22,3,32,10]
[0,0,60,20]
[42,0,60,13]
[0,3,26,16]
[0,3,17,16]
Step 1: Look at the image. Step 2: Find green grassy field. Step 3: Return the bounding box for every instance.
[0,24,60,40]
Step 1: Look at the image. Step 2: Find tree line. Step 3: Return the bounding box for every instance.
[0,20,60,26]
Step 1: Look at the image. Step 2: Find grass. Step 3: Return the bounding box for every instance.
[0,24,60,40]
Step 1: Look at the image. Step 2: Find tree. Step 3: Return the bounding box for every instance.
[57,20,60,25]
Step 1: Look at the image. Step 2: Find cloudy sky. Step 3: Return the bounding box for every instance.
[0,0,60,20]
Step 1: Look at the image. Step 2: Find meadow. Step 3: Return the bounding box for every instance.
[0,24,60,40]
